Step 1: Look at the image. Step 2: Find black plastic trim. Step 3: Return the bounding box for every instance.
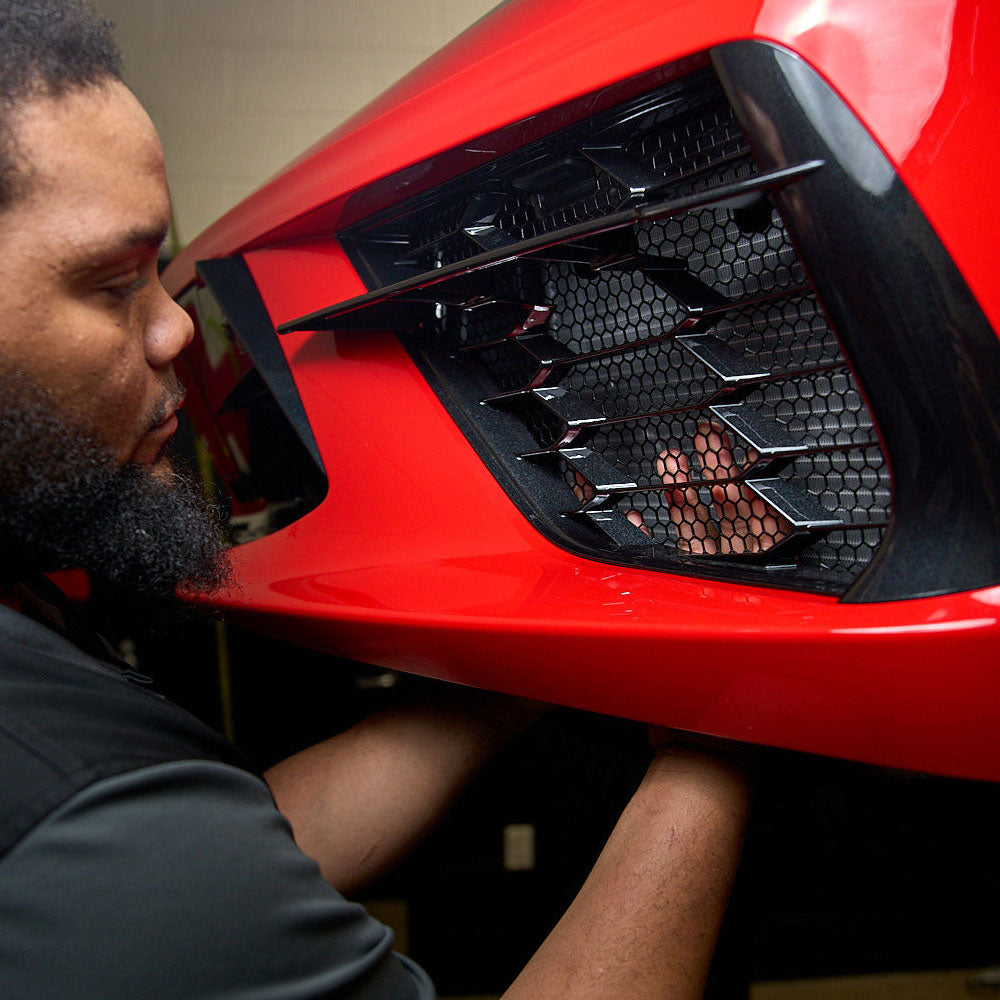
[195,256,326,479]
[279,161,821,334]
[713,41,1000,601]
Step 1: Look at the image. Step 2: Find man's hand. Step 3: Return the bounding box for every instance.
[619,420,793,553]
[577,420,792,552]
[657,420,792,554]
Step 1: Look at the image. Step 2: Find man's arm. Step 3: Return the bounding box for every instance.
[502,741,750,999]
[264,687,541,894]
[268,700,749,999]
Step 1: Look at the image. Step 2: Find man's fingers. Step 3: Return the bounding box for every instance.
[624,508,653,538]
[694,421,739,481]
[658,447,718,555]
[572,471,594,503]
[694,423,793,553]
[656,447,689,485]
[651,427,794,556]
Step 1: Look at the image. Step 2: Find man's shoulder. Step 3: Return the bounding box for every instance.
[0,602,252,858]
[0,758,435,1000]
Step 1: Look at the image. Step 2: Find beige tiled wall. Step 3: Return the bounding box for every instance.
[94,0,500,245]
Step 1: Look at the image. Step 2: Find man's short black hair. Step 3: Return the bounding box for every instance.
[0,0,122,206]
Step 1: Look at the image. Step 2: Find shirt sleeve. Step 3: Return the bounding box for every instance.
[0,760,436,1000]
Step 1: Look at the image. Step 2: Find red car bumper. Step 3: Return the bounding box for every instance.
[164,0,1000,782]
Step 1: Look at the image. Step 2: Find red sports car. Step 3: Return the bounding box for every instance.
[164,0,1000,783]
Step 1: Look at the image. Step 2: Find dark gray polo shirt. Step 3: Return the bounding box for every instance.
[0,600,435,999]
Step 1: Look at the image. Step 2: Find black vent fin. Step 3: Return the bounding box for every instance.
[580,508,658,547]
[512,156,602,213]
[647,270,730,315]
[559,447,638,506]
[516,333,578,369]
[582,146,670,202]
[709,402,809,457]
[457,302,554,354]
[460,192,516,251]
[282,161,823,334]
[676,333,771,383]
[528,227,651,271]
[531,386,607,429]
[744,478,847,530]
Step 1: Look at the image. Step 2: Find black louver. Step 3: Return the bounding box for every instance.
[280,45,1000,601]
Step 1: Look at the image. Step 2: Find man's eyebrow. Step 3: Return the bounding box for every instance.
[73,223,170,268]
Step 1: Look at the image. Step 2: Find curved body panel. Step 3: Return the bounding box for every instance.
[165,0,1000,782]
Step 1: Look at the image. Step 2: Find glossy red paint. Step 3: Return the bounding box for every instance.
[165,0,1000,781]
[169,0,999,332]
[222,246,1000,783]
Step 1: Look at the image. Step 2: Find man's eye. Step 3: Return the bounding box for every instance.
[99,274,148,301]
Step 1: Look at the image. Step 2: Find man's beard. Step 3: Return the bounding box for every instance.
[0,373,231,627]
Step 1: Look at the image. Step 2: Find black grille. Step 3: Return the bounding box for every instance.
[342,68,753,287]
[288,63,897,596]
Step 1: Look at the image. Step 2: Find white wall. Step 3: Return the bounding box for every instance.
[95,0,499,246]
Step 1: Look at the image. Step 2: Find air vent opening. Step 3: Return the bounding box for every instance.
[284,61,894,596]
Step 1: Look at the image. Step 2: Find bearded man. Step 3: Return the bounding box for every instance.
[0,2,750,997]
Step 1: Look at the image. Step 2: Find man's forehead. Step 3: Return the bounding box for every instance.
[1,82,171,262]
[13,81,163,174]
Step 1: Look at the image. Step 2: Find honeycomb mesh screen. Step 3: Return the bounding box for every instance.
[339,65,893,595]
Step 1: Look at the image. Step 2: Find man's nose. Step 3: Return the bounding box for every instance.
[145,288,195,369]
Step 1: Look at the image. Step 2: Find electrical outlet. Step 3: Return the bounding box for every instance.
[503,823,536,871]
